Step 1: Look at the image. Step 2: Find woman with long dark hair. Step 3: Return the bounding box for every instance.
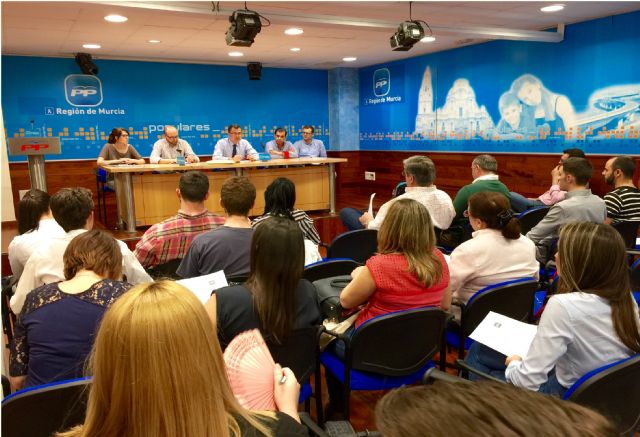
[207,216,321,349]
[466,222,640,396]
[97,127,145,166]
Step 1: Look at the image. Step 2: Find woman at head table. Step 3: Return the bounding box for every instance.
[97,127,145,167]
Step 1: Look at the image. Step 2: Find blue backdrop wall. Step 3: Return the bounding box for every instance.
[359,11,640,154]
[2,57,329,161]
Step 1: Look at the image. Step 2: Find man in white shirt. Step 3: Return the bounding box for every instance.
[11,187,151,314]
[150,125,199,164]
[340,155,455,231]
[212,124,258,162]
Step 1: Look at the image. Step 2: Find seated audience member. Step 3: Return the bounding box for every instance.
[293,125,327,158]
[207,217,322,350]
[326,199,451,414]
[150,125,199,164]
[252,177,321,245]
[266,127,297,158]
[602,155,640,224]
[10,230,130,390]
[177,176,256,279]
[97,127,145,167]
[466,222,640,396]
[339,198,451,330]
[375,382,617,437]
[213,124,259,162]
[449,192,538,317]
[55,280,306,437]
[452,154,510,221]
[8,189,64,279]
[340,155,455,232]
[509,148,586,213]
[134,171,224,269]
[526,157,606,263]
[11,188,151,313]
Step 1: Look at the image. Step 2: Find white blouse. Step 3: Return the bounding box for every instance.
[506,292,638,391]
[449,228,539,304]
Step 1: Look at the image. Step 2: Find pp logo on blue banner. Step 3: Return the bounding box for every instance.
[373,68,390,97]
[64,74,103,107]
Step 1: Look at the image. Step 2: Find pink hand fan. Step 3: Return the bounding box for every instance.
[224,329,277,411]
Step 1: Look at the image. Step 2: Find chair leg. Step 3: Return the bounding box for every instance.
[315,367,324,425]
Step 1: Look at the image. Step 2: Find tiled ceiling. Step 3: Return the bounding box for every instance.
[2,1,639,69]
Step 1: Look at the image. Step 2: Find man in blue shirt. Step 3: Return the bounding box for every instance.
[212,124,259,162]
[293,125,327,158]
[265,127,297,157]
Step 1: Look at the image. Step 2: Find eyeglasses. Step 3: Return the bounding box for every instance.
[463,209,470,218]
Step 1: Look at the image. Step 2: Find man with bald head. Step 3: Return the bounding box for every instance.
[150,125,199,164]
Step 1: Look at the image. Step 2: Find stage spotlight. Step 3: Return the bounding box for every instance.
[247,62,262,80]
[75,53,99,75]
[390,21,425,51]
[225,9,263,47]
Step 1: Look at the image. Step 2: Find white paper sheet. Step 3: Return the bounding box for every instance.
[469,311,538,358]
[177,270,229,304]
[368,193,376,217]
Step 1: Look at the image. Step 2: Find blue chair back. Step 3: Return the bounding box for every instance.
[562,354,640,435]
[303,259,359,283]
[517,206,550,235]
[327,229,378,265]
[2,377,91,437]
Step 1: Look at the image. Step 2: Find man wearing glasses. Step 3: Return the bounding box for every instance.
[150,125,200,164]
[213,124,259,162]
[293,125,327,158]
[508,148,585,212]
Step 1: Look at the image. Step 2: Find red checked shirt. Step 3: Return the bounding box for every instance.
[134,211,225,268]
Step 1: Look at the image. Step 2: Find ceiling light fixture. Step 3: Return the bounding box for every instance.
[390,1,433,51]
[420,36,436,43]
[290,47,301,52]
[225,2,271,47]
[228,51,244,57]
[82,43,101,49]
[540,4,565,12]
[284,27,304,36]
[148,40,161,44]
[104,14,128,23]
[343,57,357,62]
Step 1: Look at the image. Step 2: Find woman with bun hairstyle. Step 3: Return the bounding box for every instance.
[97,127,145,167]
[448,191,538,315]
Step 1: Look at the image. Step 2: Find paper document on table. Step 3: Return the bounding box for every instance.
[469,311,538,358]
[206,159,235,164]
[368,193,376,217]
[177,270,229,304]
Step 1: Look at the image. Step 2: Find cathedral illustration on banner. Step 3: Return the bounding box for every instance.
[415,67,494,137]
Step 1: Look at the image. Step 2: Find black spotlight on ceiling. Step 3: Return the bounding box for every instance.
[75,53,99,75]
[225,4,270,47]
[389,1,433,51]
[247,62,262,80]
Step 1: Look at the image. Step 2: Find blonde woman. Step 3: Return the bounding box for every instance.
[340,198,451,329]
[57,281,306,437]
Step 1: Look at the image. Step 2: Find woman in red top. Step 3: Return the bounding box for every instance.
[340,198,451,328]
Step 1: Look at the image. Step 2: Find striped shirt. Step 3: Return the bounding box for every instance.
[604,186,640,224]
[134,211,225,268]
[251,209,321,245]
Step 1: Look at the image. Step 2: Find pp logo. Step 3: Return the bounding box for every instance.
[64,74,103,107]
[373,68,390,97]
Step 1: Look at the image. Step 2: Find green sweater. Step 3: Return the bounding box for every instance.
[452,178,511,219]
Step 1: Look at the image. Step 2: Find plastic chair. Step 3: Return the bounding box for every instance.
[226,274,249,286]
[320,307,451,420]
[612,221,640,249]
[392,181,406,198]
[95,168,115,227]
[303,259,359,283]
[517,205,550,236]
[266,326,324,423]
[453,355,640,436]
[146,258,183,280]
[1,377,91,437]
[447,278,540,359]
[327,229,378,265]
